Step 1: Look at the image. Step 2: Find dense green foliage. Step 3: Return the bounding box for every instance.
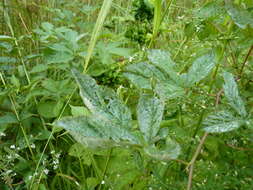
[1,0,253,190]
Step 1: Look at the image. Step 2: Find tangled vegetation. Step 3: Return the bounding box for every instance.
[0,0,253,190]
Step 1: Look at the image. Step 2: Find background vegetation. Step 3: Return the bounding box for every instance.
[0,0,253,189]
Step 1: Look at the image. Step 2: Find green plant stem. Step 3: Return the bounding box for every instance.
[98,148,113,190]
[149,0,162,48]
[0,72,35,159]
[84,0,113,72]
[239,45,253,77]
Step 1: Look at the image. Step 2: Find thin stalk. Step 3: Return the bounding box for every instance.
[84,0,113,72]
[239,45,253,77]
[149,0,162,47]
[98,148,113,190]
[0,72,35,159]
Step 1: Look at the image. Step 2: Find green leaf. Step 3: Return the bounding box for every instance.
[45,51,74,64]
[123,62,167,89]
[68,143,92,166]
[196,1,226,20]
[86,177,99,190]
[0,113,18,125]
[70,69,139,144]
[223,72,247,117]
[30,64,48,73]
[226,2,253,29]
[10,75,20,89]
[72,69,133,128]
[155,81,185,100]
[147,49,175,73]
[55,116,102,138]
[183,53,216,87]
[70,105,90,116]
[137,94,164,142]
[203,111,244,133]
[0,56,16,63]
[144,137,181,161]
[37,100,63,118]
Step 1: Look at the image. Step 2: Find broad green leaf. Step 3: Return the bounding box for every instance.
[86,177,99,190]
[226,3,253,29]
[203,111,244,133]
[30,64,48,73]
[155,81,184,100]
[68,143,92,166]
[71,69,138,144]
[123,62,167,89]
[147,49,175,73]
[137,94,164,142]
[37,100,63,118]
[183,53,216,87]
[88,113,138,143]
[0,42,13,52]
[70,105,90,116]
[122,72,151,89]
[72,69,133,129]
[45,51,74,64]
[0,56,16,63]
[196,1,226,20]
[71,69,106,113]
[144,137,181,161]
[223,72,247,117]
[70,132,116,149]
[11,75,20,89]
[0,113,18,125]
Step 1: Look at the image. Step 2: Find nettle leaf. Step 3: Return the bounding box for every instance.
[196,1,225,20]
[147,49,175,73]
[144,137,181,161]
[68,143,92,166]
[183,53,216,87]
[123,62,167,89]
[203,111,244,133]
[226,2,253,29]
[70,69,138,144]
[223,72,247,117]
[137,94,164,142]
[72,69,106,112]
[155,81,185,100]
[55,116,102,137]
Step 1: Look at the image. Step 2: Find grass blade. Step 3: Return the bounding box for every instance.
[84,0,113,72]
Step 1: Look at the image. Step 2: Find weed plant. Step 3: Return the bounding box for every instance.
[0,0,253,190]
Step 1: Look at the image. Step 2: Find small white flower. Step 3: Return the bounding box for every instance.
[0,132,6,137]
[7,155,12,159]
[129,56,134,62]
[101,180,105,184]
[31,144,36,149]
[28,175,32,180]
[44,169,49,175]
[10,145,15,149]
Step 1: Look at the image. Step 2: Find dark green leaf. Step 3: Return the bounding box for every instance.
[223,72,247,117]
[155,81,184,100]
[183,53,216,87]
[226,3,253,29]
[137,94,164,142]
[203,111,244,133]
[147,49,175,73]
[144,138,181,160]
